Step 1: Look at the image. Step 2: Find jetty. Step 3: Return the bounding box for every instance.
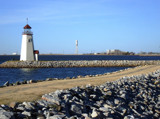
[0,60,160,68]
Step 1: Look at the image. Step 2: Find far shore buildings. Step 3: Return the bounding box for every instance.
[20,23,39,61]
[107,49,123,55]
[107,49,134,55]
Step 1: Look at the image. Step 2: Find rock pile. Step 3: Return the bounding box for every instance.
[0,70,160,119]
[0,60,160,68]
[2,80,43,87]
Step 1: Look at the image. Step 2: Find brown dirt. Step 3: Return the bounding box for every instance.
[0,65,160,105]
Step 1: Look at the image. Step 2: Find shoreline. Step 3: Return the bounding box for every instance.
[0,65,160,105]
[0,65,160,118]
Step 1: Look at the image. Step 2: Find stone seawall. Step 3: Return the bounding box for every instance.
[0,60,160,68]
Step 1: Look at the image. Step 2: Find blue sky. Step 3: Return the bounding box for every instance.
[0,0,160,54]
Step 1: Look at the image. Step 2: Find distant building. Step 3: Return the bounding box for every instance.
[107,49,124,55]
[107,49,134,55]
[12,53,18,55]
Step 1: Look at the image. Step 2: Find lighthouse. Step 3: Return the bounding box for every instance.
[20,23,36,61]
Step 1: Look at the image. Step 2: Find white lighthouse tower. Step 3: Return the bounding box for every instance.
[20,23,35,61]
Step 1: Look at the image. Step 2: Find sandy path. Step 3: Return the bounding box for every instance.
[0,65,160,105]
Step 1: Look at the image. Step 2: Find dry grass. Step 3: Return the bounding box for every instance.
[0,65,160,105]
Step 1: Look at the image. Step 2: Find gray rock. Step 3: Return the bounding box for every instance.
[1,104,11,111]
[63,94,72,100]
[37,100,58,108]
[15,81,20,85]
[27,80,30,84]
[42,94,61,105]
[70,104,82,115]
[103,87,109,92]
[154,79,160,85]
[106,91,112,96]
[77,75,83,78]
[121,108,127,116]
[3,81,9,86]
[124,115,135,119]
[90,94,97,99]
[22,111,31,117]
[68,115,81,119]
[120,93,128,100]
[16,104,25,111]
[48,114,65,119]
[103,104,113,109]
[22,102,35,110]
[155,102,160,109]
[29,80,37,83]
[37,115,45,119]
[48,104,61,111]
[46,78,53,81]
[0,107,15,119]
[82,113,91,119]
[99,107,111,112]
[154,113,160,118]
[114,98,120,105]
[91,108,99,118]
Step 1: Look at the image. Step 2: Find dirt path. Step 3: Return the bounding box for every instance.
[0,65,160,105]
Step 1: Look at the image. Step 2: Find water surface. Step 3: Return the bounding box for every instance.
[1,55,160,86]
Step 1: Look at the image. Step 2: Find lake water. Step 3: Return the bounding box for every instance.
[1,55,160,64]
[0,55,160,86]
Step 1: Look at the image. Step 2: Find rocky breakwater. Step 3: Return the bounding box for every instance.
[0,60,160,68]
[1,70,160,118]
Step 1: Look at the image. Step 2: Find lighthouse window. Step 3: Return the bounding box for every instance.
[28,39,32,42]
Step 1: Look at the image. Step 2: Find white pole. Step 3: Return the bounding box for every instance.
[76,40,78,55]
